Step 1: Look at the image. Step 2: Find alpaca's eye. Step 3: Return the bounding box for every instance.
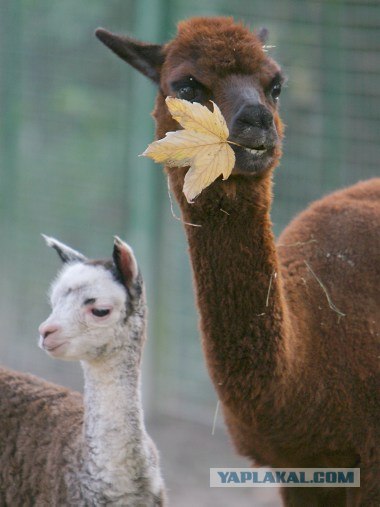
[172,77,206,103]
[91,308,111,318]
[271,83,282,101]
[177,85,196,101]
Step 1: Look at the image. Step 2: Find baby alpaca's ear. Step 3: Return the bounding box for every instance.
[42,235,87,264]
[95,28,164,84]
[113,236,139,287]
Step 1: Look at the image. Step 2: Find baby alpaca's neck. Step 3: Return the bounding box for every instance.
[80,335,159,503]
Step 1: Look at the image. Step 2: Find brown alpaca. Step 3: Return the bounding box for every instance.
[96,17,380,506]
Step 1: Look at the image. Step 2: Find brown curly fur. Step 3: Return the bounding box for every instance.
[164,17,266,77]
[96,17,380,506]
[0,367,83,506]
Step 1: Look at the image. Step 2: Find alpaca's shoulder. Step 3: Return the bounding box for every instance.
[0,366,83,423]
[0,367,84,506]
[317,178,380,207]
[277,178,380,301]
[278,178,380,247]
[0,366,81,399]
[335,178,380,202]
[0,366,83,452]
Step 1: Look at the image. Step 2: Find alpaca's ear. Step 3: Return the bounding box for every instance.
[257,27,269,44]
[113,236,139,287]
[42,235,87,264]
[95,28,164,84]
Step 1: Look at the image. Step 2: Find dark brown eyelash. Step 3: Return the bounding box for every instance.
[84,298,96,305]
[171,76,202,92]
[272,72,286,87]
[171,77,211,105]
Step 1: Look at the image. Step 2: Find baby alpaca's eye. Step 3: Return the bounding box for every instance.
[91,308,111,318]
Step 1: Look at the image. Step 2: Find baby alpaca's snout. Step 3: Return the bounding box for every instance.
[38,320,65,352]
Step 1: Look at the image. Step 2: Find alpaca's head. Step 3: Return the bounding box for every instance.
[96,17,284,178]
[39,236,144,362]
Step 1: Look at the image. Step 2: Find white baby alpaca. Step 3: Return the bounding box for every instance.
[0,235,166,506]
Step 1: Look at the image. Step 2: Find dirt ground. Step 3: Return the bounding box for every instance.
[148,415,281,507]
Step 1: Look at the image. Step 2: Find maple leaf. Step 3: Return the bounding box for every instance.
[141,97,235,202]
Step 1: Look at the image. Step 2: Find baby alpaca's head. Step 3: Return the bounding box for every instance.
[39,236,145,362]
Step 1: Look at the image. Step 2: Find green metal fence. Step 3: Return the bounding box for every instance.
[0,0,379,422]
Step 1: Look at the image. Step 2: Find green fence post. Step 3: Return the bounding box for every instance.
[121,0,170,416]
[0,0,22,218]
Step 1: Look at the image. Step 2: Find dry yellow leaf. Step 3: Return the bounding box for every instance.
[141,97,235,202]
[166,97,229,140]
[184,143,235,202]
[142,130,222,167]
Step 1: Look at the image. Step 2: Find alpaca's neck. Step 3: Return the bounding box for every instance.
[80,331,155,500]
[170,171,293,422]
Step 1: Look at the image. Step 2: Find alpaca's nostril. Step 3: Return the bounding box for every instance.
[235,104,274,131]
[39,324,60,340]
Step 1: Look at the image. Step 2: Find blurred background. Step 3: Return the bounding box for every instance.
[0,1,378,505]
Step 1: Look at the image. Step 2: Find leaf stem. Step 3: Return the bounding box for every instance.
[227,140,245,148]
